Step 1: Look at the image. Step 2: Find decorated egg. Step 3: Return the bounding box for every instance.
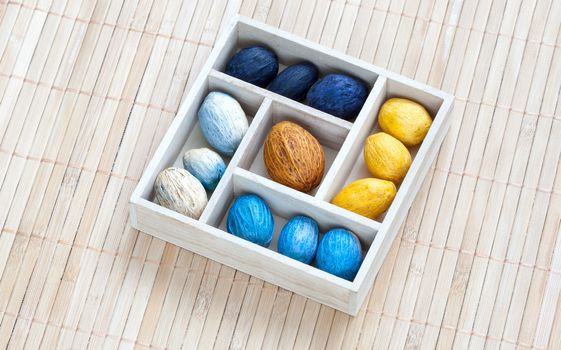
[182,148,226,191]
[378,97,432,146]
[331,178,396,219]
[278,215,319,264]
[306,74,368,120]
[316,228,363,280]
[264,121,325,192]
[227,194,275,247]
[364,132,412,184]
[154,167,208,219]
[198,91,249,156]
[225,46,279,87]
[268,62,319,101]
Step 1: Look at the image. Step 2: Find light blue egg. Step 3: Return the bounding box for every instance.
[316,228,362,280]
[227,194,274,247]
[182,148,225,191]
[278,215,319,264]
[198,92,249,156]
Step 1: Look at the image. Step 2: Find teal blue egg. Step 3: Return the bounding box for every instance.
[278,215,319,264]
[182,148,225,191]
[227,194,274,247]
[316,228,362,280]
[198,92,249,156]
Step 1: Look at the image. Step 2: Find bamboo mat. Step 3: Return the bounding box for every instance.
[0,0,560,348]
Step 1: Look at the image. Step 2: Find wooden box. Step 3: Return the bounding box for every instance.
[130,16,454,315]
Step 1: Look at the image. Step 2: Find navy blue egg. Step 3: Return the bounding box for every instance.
[316,228,362,281]
[268,62,319,101]
[225,46,279,87]
[278,215,319,264]
[306,74,368,120]
[227,194,275,247]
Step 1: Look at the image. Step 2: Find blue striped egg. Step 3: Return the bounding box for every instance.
[198,92,249,156]
[278,215,319,264]
[225,46,279,87]
[268,62,319,101]
[316,228,362,280]
[182,148,226,191]
[306,74,368,120]
[227,194,275,247]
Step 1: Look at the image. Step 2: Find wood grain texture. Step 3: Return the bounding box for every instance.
[0,0,560,348]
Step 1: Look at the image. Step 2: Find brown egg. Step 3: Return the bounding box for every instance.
[264,121,325,192]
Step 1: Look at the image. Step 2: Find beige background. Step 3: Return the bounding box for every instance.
[0,0,560,348]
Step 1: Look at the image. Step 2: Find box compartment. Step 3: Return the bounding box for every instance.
[209,168,379,247]
[237,100,351,196]
[133,75,265,203]
[316,77,446,221]
[212,20,380,122]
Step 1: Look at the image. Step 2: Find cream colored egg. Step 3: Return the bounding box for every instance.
[154,167,208,219]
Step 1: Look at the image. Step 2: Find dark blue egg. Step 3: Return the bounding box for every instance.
[227,194,275,247]
[316,228,362,280]
[278,215,319,264]
[306,74,368,120]
[225,46,279,87]
[268,62,319,101]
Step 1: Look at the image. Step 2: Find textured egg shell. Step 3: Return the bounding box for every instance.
[198,92,249,156]
[154,167,208,219]
[378,97,432,146]
[264,121,325,192]
[227,194,275,247]
[306,74,368,120]
[225,46,279,87]
[331,178,396,219]
[316,228,363,281]
[183,148,226,191]
[364,132,412,184]
[278,215,319,264]
[268,62,319,101]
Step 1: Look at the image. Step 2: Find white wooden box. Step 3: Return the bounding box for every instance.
[130,16,454,315]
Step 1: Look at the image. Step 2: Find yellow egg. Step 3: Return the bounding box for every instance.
[364,132,412,184]
[378,98,432,146]
[331,178,396,219]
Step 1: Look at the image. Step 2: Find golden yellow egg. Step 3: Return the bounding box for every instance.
[378,98,432,146]
[264,121,325,192]
[331,178,396,219]
[364,132,412,184]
